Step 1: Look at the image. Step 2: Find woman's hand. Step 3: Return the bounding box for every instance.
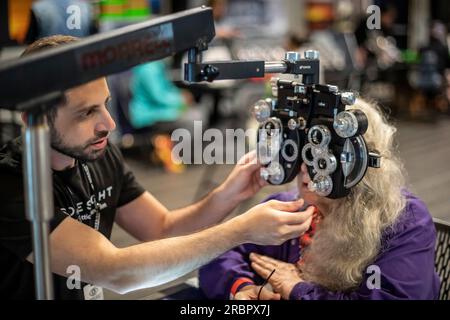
[234,284,281,300]
[250,253,303,300]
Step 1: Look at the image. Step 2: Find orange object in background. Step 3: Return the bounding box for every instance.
[8,0,33,44]
[153,134,185,174]
[306,1,335,30]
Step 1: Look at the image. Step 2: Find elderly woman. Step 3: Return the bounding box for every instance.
[199,99,440,300]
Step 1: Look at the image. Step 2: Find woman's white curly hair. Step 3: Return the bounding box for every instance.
[300,98,407,291]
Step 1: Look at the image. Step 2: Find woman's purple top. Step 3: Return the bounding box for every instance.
[199,190,440,300]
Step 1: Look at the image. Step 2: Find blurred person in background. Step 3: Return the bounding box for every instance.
[408,20,450,120]
[354,3,400,71]
[208,0,241,42]
[128,60,209,172]
[422,20,450,115]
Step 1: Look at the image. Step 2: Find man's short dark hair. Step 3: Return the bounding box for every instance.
[22,34,79,56]
[21,35,80,124]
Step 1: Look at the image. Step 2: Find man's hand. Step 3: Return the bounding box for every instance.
[250,253,303,300]
[234,285,281,300]
[215,151,268,208]
[233,199,314,246]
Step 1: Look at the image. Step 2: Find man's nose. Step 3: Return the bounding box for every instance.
[96,110,116,132]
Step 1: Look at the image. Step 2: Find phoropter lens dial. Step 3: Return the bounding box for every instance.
[333,110,368,138]
[308,125,331,148]
[308,175,333,197]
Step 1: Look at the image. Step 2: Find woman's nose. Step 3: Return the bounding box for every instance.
[301,163,308,173]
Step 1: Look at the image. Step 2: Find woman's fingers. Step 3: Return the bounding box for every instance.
[259,287,281,300]
[250,253,285,280]
[234,292,252,300]
[251,261,272,279]
[250,252,281,267]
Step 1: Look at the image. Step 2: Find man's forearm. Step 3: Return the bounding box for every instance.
[104,217,245,294]
[164,186,239,237]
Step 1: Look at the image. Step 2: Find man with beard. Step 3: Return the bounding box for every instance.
[0,35,314,300]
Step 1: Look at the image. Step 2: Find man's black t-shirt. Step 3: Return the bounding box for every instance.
[0,137,145,299]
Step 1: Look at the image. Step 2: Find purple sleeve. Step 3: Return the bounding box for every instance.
[289,196,440,300]
[199,191,299,300]
[199,243,263,299]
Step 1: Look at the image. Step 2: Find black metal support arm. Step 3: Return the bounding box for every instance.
[184,53,319,84]
[0,7,215,109]
[20,92,65,300]
[184,60,265,82]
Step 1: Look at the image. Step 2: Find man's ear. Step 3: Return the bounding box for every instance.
[21,112,27,125]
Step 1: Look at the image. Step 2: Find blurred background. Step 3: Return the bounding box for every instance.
[1,0,449,299]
